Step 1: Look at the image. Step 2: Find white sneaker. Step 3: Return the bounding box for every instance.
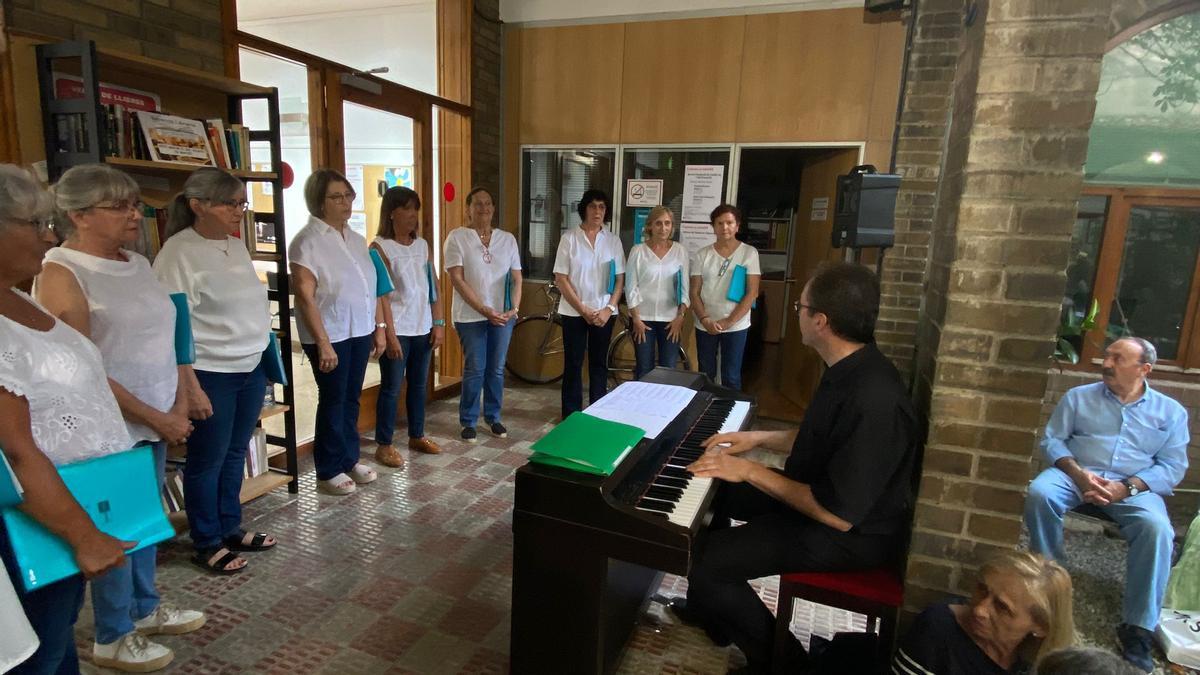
[134,604,206,635]
[93,632,174,672]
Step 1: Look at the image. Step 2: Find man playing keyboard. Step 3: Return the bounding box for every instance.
[673,261,918,674]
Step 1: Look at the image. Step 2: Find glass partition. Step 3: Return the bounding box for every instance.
[520,148,617,280]
[618,148,731,255]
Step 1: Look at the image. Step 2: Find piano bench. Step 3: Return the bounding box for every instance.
[772,568,903,672]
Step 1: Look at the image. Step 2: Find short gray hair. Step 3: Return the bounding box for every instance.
[0,164,53,226]
[1126,337,1157,366]
[51,164,139,237]
[166,167,244,238]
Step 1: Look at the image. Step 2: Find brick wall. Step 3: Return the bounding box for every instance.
[472,0,502,193]
[4,0,225,73]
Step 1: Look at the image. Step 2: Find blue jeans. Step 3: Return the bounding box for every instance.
[456,319,514,428]
[376,333,433,442]
[561,315,615,418]
[695,328,749,390]
[185,362,267,551]
[91,441,166,644]
[303,335,372,481]
[0,519,86,674]
[1025,467,1174,630]
[633,320,680,380]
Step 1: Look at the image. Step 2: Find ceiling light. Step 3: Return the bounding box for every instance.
[1146,151,1166,164]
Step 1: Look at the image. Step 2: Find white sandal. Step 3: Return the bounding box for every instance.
[349,463,378,484]
[317,473,357,495]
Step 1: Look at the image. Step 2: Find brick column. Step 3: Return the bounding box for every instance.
[899,0,1114,609]
[472,0,502,191]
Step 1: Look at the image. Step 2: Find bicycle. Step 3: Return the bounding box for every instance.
[505,282,692,385]
[605,309,691,386]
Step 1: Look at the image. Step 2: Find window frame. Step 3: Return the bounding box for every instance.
[1076,185,1200,372]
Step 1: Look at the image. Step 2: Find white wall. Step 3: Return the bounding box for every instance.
[499,0,859,25]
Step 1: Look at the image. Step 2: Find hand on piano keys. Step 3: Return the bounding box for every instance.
[686,451,757,483]
[700,430,765,456]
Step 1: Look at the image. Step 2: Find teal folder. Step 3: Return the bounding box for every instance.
[674,269,684,306]
[0,453,23,509]
[3,445,174,592]
[425,261,438,304]
[724,264,758,308]
[263,332,287,386]
[529,412,645,476]
[370,248,394,296]
[503,269,514,312]
[170,293,195,365]
[606,259,617,294]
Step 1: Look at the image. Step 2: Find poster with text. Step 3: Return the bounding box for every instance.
[680,222,716,256]
[345,164,366,212]
[681,165,725,223]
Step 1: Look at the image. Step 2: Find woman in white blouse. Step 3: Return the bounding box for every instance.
[0,164,131,675]
[553,188,625,418]
[445,187,522,443]
[625,205,688,380]
[35,164,205,671]
[289,169,387,496]
[689,204,760,391]
[154,167,275,575]
[370,186,445,465]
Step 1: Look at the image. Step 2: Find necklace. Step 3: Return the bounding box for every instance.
[208,237,230,256]
[477,228,494,264]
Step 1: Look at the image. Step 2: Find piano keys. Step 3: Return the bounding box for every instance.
[510,368,756,675]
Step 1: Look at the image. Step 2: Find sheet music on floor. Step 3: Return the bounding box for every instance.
[583,381,698,439]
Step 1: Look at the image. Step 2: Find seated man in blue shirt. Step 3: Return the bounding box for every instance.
[1025,337,1189,673]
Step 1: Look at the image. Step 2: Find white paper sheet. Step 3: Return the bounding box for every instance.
[583,381,698,439]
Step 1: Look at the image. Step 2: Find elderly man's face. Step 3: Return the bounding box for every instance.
[1101,338,1152,392]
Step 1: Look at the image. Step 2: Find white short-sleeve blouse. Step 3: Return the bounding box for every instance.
[626,241,689,322]
[288,215,377,344]
[691,242,760,333]
[552,227,626,318]
[443,227,521,325]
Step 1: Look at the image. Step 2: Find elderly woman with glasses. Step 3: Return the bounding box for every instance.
[0,164,133,674]
[34,164,204,672]
[153,167,275,575]
[289,169,387,496]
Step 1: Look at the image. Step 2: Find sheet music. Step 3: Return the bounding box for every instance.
[583,381,698,439]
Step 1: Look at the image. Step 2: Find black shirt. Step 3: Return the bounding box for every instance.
[783,343,917,536]
[893,603,1028,675]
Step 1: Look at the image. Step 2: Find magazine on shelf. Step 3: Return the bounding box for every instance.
[135,111,216,166]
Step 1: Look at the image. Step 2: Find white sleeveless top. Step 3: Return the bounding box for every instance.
[373,237,433,336]
[42,247,178,444]
[0,290,133,465]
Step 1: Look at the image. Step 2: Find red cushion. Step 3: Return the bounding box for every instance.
[780,568,903,607]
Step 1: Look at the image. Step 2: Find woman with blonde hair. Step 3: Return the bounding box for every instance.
[624,205,688,380]
[893,550,1076,674]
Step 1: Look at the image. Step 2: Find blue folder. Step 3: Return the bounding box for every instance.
[725,264,758,308]
[605,259,617,294]
[674,269,684,306]
[425,261,438,304]
[263,332,288,386]
[170,293,195,365]
[3,445,174,592]
[370,248,394,296]
[0,453,23,509]
[503,269,514,312]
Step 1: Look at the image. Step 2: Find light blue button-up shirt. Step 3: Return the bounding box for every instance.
[1041,381,1190,495]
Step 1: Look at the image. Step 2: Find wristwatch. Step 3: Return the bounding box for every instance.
[432,319,446,327]
[1122,479,1141,497]
[606,304,618,314]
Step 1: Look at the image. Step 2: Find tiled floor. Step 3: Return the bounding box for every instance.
[74,379,1146,674]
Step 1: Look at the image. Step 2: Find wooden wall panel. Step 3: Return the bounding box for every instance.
[618,16,743,143]
[737,9,882,142]
[867,19,907,147]
[502,28,523,234]
[518,23,624,143]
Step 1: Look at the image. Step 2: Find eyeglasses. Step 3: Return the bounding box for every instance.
[90,200,145,213]
[793,301,819,314]
[717,258,732,278]
[6,219,55,236]
[211,198,249,210]
[325,192,356,203]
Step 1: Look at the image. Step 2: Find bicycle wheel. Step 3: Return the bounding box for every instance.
[507,315,565,384]
[609,332,694,385]
[607,330,638,385]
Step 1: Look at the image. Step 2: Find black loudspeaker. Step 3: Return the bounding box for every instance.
[831,165,900,249]
[865,0,906,12]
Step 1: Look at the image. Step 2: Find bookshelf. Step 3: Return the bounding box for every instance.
[35,40,300,508]
[744,209,795,280]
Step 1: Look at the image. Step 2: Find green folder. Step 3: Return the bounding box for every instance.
[370,248,394,296]
[529,412,645,476]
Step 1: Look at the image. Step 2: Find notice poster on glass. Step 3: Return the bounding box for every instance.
[345,164,366,212]
[681,165,725,223]
[348,212,367,237]
[680,221,716,256]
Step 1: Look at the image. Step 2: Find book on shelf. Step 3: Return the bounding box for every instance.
[245,427,269,478]
[135,111,216,167]
[162,468,185,513]
[127,203,167,262]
